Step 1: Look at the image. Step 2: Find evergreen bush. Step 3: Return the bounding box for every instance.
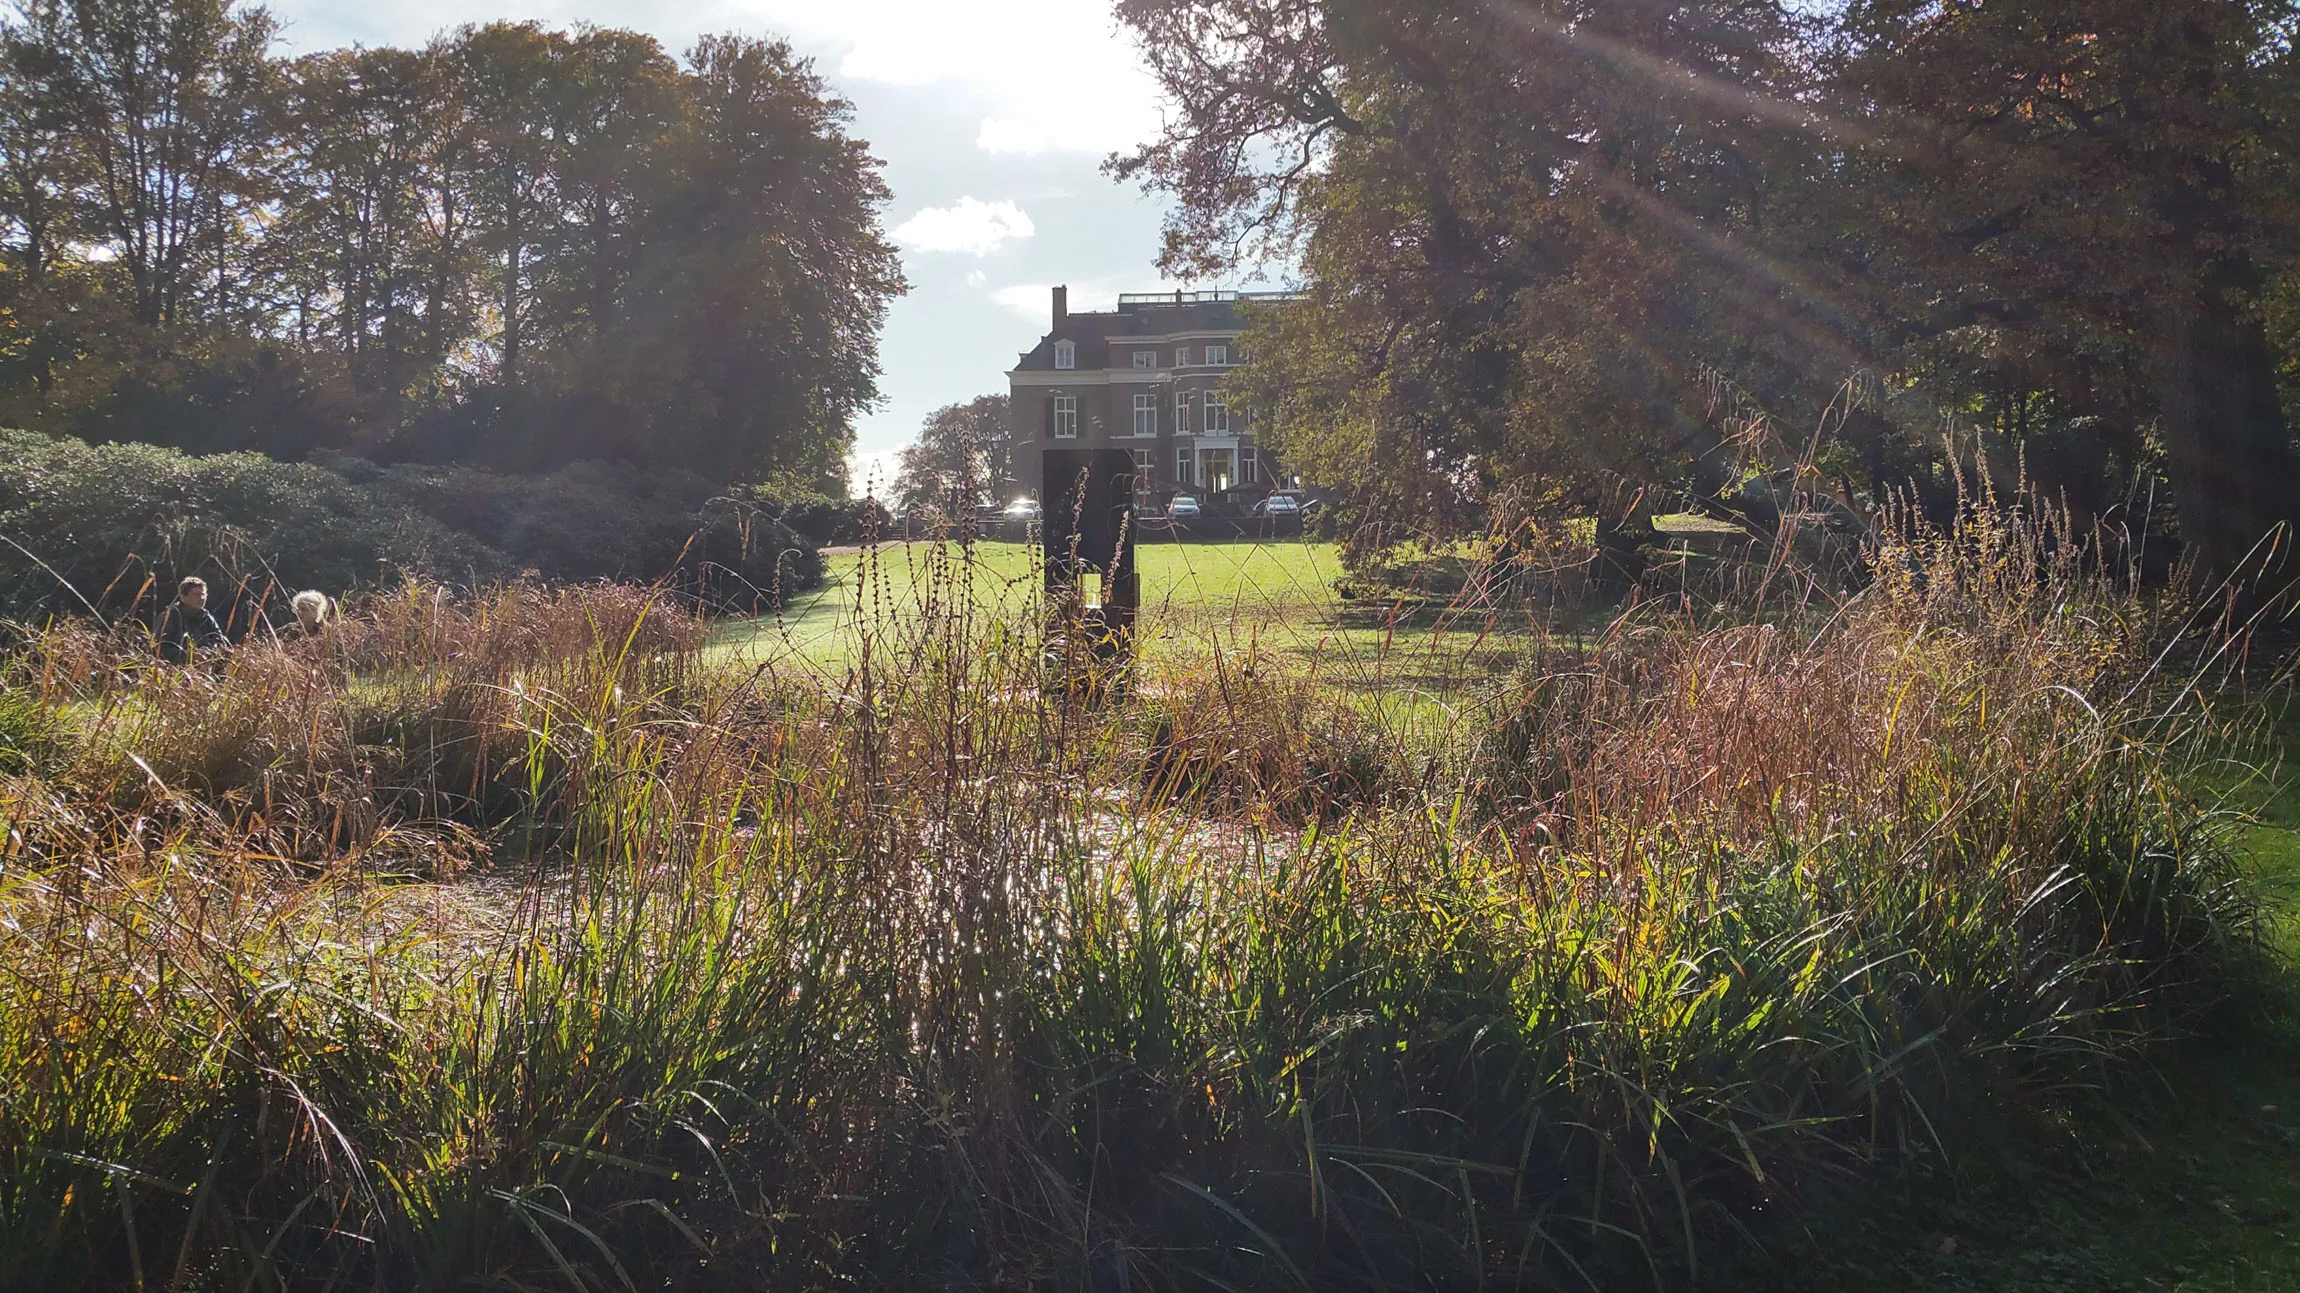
[0,431,823,623]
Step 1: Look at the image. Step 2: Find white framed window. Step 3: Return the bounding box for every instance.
[1206,344,1229,366]
[1174,391,1194,435]
[1132,393,1158,437]
[1052,393,1078,438]
[1054,340,1075,370]
[1132,447,1155,490]
[1133,350,1155,369]
[1173,345,1190,366]
[1204,393,1228,433]
[1242,445,1258,482]
[1175,448,1193,484]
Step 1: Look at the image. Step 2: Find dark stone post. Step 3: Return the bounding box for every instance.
[1041,447,1140,689]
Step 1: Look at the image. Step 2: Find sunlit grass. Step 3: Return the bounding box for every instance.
[703,540,1576,743]
[707,538,1353,667]
[0,493,2275,1288]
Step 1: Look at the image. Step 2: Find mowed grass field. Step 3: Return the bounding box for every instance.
[708,538,1583,694]
[709,538,1339,664]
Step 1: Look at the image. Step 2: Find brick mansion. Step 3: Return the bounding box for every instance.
[1005,286,1301,504]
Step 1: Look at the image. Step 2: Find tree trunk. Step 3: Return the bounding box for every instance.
[2154,281,2300,576]
[502,200,522,387]
[429,182,457,368]
[21,196,52,398]
[592,196,613,346]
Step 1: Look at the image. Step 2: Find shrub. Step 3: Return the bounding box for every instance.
[726,482,892,546]
[344,457,825,607]
[0,430,485,625]
[0,432,824,624]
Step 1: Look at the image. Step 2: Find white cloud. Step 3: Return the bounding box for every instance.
[893,197,1035,256]
[965,269,987,288]
[811,0,1163,154]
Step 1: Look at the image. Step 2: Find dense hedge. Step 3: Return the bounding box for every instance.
[0,431,823,625]
[332,456,827,599]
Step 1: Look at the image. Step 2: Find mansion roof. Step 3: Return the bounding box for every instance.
[1010,288,1302,373]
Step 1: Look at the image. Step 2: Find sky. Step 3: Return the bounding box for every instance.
[264,0,1212,495]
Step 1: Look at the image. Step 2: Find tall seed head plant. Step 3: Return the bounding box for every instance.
[0,484,2272,1289]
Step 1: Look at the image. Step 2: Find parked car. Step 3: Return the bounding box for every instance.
[999,496,1041,541]
[1167,494,1202,520]
[1251,493,1302,517]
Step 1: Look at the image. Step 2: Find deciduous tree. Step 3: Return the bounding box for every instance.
[0,6,904,490]
[893,394,1010,513]
[1115,0,2300,575]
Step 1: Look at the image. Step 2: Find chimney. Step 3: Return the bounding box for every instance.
[1052,285,1068,333]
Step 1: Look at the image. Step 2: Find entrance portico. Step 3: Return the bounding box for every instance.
[1184,438,1239,493]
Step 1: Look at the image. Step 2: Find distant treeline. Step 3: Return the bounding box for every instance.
[0,430,871,625]
[0,2,903,488]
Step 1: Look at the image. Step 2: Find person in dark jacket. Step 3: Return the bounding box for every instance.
[156,576,228,664]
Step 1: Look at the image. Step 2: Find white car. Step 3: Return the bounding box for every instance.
[1003,497,1041,519]
[1167,494,1201,519]
[1252,494,1302,516]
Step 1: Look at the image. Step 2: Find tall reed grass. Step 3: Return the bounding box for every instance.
[0,497,2269,1290]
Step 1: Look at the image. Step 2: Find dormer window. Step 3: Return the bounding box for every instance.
[1054,340,1075,370]
[1133,350,1155,369]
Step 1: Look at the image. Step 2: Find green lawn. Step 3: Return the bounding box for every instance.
[706,539,1049,669]
[708,537,1546,675]
[705,539,1607,753]
[707,538,1690,752]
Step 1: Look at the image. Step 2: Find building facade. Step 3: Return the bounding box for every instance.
[1006,286,1299,505]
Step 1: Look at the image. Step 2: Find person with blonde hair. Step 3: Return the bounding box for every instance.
[275,589,333,644]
